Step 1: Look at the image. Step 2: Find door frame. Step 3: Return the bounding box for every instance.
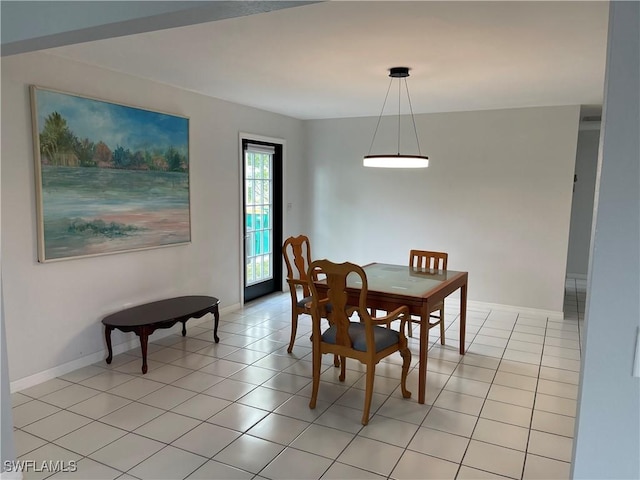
[238,132,287,305]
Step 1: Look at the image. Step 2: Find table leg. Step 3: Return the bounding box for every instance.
[105,326,114,364]
[460,282,468,355]
[213,305,220,343]
[418,304,429,404]
[181,320,187,337]
[137,326,149,374]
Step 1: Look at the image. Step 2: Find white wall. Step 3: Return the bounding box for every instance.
[572,1,640,477]
[1,51,307,385]
[566,128,599,277]
[1,165,18,477]
[305,106,580,313]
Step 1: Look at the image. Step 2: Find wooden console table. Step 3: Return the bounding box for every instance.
[102,295,220,374]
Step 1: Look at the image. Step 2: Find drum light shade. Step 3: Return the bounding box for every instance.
[363,154,429,168]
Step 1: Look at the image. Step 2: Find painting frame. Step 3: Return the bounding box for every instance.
[30,85,191,263]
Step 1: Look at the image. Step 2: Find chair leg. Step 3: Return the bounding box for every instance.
[309,340,321,410]
[439,308,445,345]
[361,365,376,425]
[400,346,412,399]
[408,319,413,338]
[339,356,346,382]
[287,311,299,354]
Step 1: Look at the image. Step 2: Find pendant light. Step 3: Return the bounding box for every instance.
[363,67,429,168]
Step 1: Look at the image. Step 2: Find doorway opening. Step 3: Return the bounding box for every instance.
[242,138,283,302]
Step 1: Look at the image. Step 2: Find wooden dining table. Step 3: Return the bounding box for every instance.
[317,263,468,404]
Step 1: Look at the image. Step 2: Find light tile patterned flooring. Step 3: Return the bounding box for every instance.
[12,280,586,480]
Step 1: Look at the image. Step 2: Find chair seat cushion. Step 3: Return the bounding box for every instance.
[299,297,332,313]
[297,296,313,308]
[321,323,399,352]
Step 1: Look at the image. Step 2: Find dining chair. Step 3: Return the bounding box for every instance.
[307,259,412,425]
[282,235,327,353]
[408,249,448,343]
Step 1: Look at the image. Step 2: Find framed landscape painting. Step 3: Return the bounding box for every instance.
[30,86,191,262]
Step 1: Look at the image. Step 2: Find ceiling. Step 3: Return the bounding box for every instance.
[42,1,610,120]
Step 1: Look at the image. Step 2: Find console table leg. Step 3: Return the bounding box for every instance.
[105,326,114,364]
[213,305,220,343]
[138,327,149,374]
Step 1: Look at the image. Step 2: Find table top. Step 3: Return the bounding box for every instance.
[102,295,219,327]
[350,263,467,298]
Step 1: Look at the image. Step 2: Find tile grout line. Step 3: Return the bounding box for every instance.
[519,313,547,480]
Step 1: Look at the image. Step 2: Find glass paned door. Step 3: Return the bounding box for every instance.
[245,146,273,286]
[243,140,282,302]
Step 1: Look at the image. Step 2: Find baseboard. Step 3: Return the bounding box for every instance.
[10,335,151,393]
[10,304,240,393]
[466,300,565,321]
[566,273,588,280]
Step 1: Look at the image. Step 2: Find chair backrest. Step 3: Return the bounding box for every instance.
[283,235,313,295]
[409,250,448,271]
[307,259,369,348]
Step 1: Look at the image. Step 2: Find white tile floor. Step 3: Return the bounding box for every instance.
[12,280,585,480]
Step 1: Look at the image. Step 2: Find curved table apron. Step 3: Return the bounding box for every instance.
[102,295,220,374]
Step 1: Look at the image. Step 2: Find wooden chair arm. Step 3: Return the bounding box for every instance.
[312,297,330,308]
[308,297,332,318]
[286,278,308,287]
[369,305,410,327]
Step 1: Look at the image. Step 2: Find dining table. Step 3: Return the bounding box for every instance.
[318,262,468,404]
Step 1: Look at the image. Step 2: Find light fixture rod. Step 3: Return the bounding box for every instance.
[397,77,402,154]
[366,77,394,156]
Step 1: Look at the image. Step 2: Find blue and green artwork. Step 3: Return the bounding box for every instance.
[31,86,190,262]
